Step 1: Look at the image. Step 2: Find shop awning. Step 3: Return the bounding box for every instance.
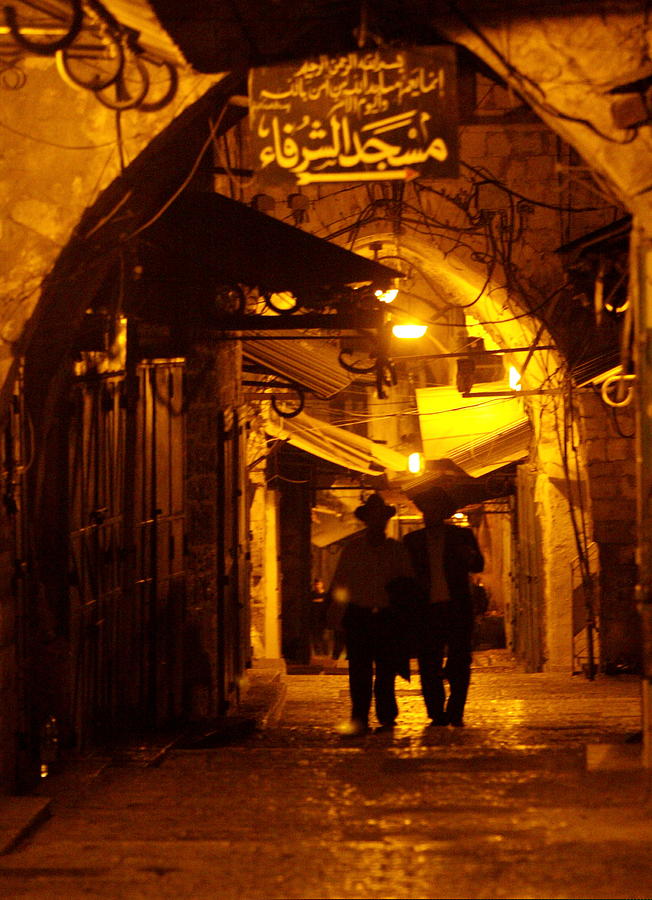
[415,384,530,477]
[266,410,409,476]
[162,191,398,297]
[242,338,352,399]
[389,454,519,510]
[445,419,531,478]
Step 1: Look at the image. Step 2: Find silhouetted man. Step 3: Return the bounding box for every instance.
[403,487,484,727]
[329,493,414,735]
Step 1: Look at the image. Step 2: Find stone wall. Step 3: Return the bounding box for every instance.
[0,55,219,411]
[577,389,639,671]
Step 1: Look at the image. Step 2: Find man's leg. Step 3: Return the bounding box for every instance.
[418,605,449,723]
[374,657,398,726]
[345,609,374,729]
[418,646,447,722]
[445,622,473,725]
[347,651,373,727]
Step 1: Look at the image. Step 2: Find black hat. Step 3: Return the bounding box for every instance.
[408,485,458,520]
[354,493,396,523]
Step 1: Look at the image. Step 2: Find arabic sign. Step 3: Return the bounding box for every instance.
[248,46,458,186]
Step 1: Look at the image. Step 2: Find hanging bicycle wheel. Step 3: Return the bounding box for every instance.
[95,53,149,110]
[263,291,299,315]
[138,57,178,112]
[214,285,246,315]
[338,348,377,375]
[56,33,124,92]
[3,0,83,56]
[271,388,305,419]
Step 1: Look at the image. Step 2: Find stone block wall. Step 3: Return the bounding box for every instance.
[577,390,639,671]
[0,56,214,414]
[245,412,271,659]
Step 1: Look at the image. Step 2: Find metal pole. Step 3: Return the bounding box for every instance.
[632,222,652,767]
[216,411,227,716]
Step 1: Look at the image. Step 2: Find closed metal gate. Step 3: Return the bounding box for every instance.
[132,361,185,727]
[67,359,185,747]
[68,374,126,747]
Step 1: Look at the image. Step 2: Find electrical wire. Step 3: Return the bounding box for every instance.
[460,161,606,213]
[610,405,635,439]
[554,383,597,679]
[115,110,126,174]
[124,104,229,242]
[0,116,119,149]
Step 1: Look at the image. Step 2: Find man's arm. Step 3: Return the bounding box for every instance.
[465,530,484,573]
[451,526,484,573]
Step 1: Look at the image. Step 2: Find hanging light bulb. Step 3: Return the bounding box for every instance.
[375,278,400,304]
[375,286,399,303]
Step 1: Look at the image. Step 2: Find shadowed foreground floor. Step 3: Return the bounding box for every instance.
[0,653,649,899]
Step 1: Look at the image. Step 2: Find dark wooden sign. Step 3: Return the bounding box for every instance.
[248,46,458,186]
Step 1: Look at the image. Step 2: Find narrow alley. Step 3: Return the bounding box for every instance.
[0,654,649,900]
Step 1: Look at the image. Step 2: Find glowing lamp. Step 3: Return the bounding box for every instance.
[375,277,400,304]
[393,324,428,339]
[509,366,522,391]
[375,287,399,303]
[408,452,424,474]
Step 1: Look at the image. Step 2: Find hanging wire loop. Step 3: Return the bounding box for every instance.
[4,0,83,55]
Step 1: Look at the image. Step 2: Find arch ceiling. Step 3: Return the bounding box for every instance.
[352,231,557,390]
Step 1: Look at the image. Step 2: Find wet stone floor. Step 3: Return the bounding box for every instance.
[0,654,651,899]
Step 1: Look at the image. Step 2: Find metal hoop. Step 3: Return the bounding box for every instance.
[3,0,82,55]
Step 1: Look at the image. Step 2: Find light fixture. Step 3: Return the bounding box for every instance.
[407,452,424,474]
[251,193,275,212]
[393,324,428,339]
[375,278,400,304]
[375,286,399,303]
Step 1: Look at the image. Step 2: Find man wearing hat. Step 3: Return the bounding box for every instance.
[403,486,484,727]
[328,492,415,735]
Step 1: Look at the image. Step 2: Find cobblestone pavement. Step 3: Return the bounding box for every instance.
[0,654,650,899]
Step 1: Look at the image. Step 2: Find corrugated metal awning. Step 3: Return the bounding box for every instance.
[416,384,529,477]
[446,419,531,478]
[242,338,352,399]
[266,411,409,476]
